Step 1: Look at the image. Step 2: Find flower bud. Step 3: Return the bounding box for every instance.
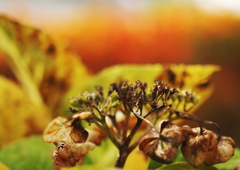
[109,91,119,102]
[72,112,92,120]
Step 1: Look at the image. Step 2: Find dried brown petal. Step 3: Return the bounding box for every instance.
[204,136,235,166]
[70,124,89,143]
[161,124,193,147]
[43,116,71,143]
[139,120,192,164]
[52,138,95,170]
[181,128,219,167]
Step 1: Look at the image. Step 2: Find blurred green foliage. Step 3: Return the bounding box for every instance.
[0,136,54,170]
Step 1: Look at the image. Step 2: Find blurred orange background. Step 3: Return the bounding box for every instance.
[0,0,240,146]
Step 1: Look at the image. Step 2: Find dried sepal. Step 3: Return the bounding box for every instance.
[139,120,192,164]
[43,114,100,170]
[52,138,95,170]
[161,124,193,147]
[204,136,235,166]
[181,127,235,167]
[43,116,71,143]
[70,119,89,143]
[181,128,217,167]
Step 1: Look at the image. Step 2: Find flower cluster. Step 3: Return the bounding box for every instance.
[43,80,235,169]
[139,119,235,167]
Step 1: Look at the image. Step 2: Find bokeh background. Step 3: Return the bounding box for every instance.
[0,0,240,154]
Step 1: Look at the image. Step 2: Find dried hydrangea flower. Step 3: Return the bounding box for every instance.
[204,136,235,166]
[181,127,235,167]
[52,138,95,170]
[42,114,100,170]
[139,120,192,163]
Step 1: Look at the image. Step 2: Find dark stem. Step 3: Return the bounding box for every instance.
[202,120,221,141]
[108,115,122,138]
[124,118,142,146]
[122,102,131,140]
[169,108,204,135]
[115,148,130,168]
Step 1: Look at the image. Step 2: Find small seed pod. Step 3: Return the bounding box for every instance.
[204,136,236,166]
[139,120,192,164]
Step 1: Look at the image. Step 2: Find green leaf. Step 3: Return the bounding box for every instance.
[0,136,54,170]
[148,158,163,169]
[83,139,118,167]
[63,165,121,170]
[158,162,217,170]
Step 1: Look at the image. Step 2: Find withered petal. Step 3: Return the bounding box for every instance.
[70,127,88,143]
[139,119,191,164]
[43,116,71,143]
[204,136,235,166]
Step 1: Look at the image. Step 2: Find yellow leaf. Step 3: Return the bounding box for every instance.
[0,76,51,146]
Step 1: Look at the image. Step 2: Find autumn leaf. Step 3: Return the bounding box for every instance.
[0,76,51,146]
[0,14,90,115]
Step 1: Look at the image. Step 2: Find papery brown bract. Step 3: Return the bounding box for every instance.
[204,136,235,166]
[161,124,193,147]
[70,118,89,143]
[139,120,192,164]
[43,116,71,143]
[181,128,220,167]
[52,138,95,170]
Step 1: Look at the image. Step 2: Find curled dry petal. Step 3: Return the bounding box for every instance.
[43,116,100,170]
[161,124,193,147]
[204,136,236,166]
[43,116,71,143]
[52,139,95,170]
[43,116,89,144]
[70,119,89,143]
[181,128,235,167]
[181,128,218,167]
[72,112,92,120]
[139,120,192,164]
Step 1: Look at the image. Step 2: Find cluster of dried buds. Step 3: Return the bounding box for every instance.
[43,80,236,169]
[139,119,235,167]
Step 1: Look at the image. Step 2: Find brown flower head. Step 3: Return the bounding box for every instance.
[139,119,192,164]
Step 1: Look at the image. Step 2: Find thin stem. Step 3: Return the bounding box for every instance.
[128,127,153,152]
[122,102,131,140]
[143,105,167,118]
[124,118,142,146]
[92,118,121,149]
[202,120,221,141]
[169,108,204,135]
[108,115,122,138]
